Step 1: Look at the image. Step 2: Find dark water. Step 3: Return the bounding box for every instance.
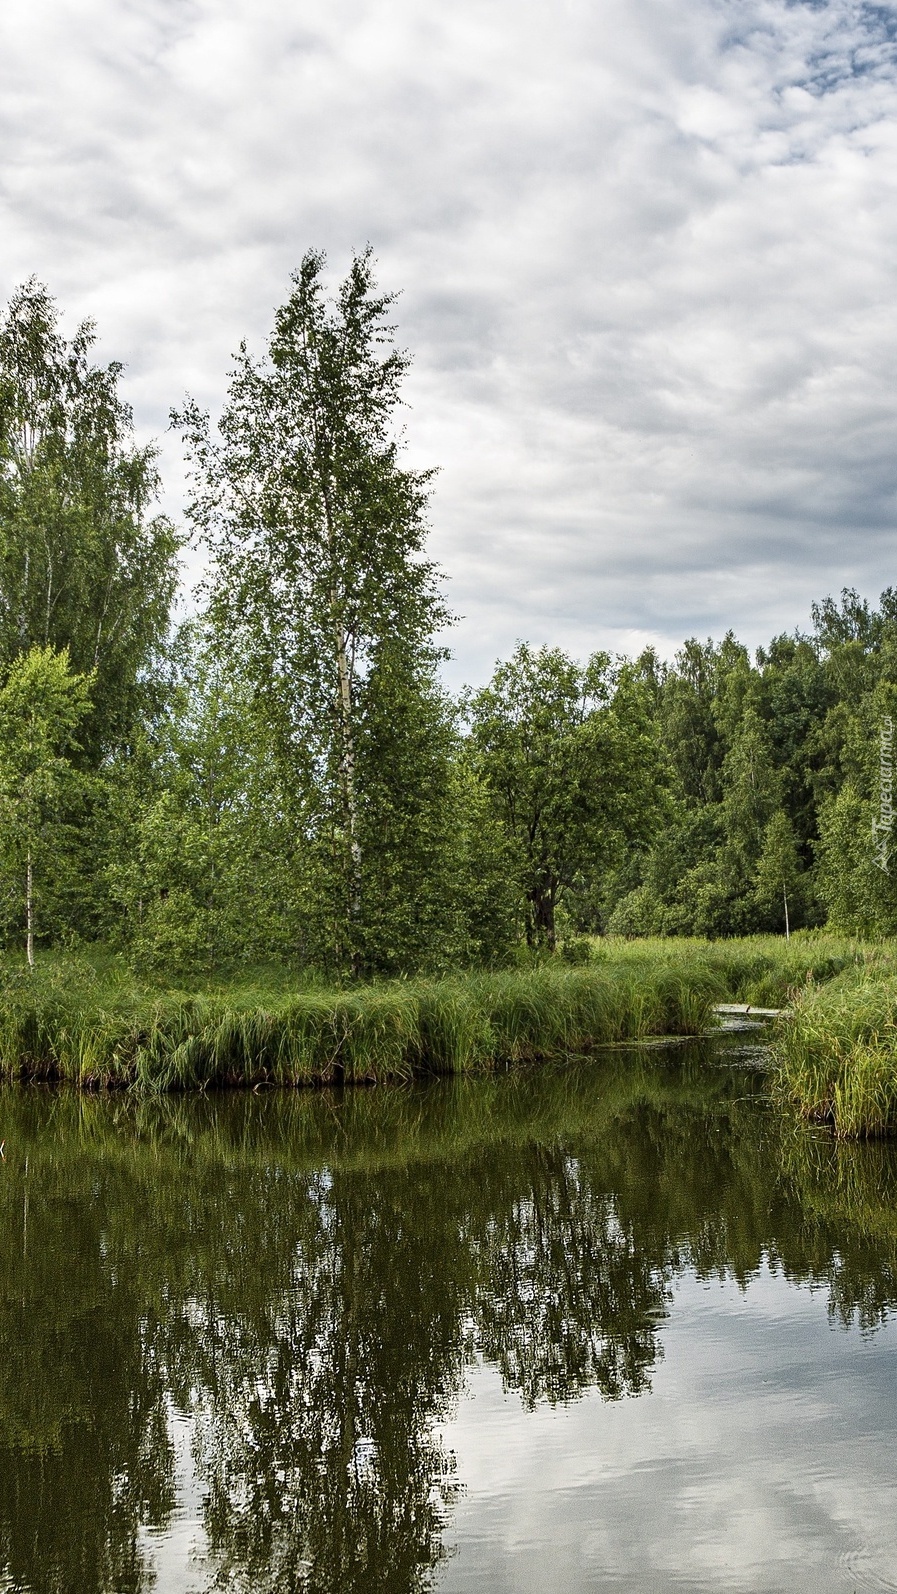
[2,1028,897,1593]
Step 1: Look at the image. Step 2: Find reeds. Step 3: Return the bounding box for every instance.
[0,960,723,1091]
[773,975,897,1138]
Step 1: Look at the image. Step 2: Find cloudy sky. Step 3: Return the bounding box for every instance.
[2,0,897,683]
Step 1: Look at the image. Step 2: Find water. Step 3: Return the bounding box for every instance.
[1,1029,897,1593]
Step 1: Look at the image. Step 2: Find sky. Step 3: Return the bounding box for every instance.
[2,0,897,685]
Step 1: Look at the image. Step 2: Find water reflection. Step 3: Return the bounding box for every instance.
[0,1039,896,1592]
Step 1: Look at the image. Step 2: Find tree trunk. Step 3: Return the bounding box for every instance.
[26,849,34,969]
[783,884,790,942]
[529,883,556,950]
[321,468,363,970]
[332,602,363,960]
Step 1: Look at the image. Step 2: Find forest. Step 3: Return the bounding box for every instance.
[1,255,896,983]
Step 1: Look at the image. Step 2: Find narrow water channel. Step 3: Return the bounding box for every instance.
[1,1027,896,1593]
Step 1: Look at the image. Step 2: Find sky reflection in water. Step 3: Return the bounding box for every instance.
[0,1033,895,1593]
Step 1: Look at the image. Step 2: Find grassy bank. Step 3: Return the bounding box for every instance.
[604,934,897,1140]
[0,957,722,1090]
[608,936,897,1140]
[773,974,897,1138]
[7,931,897,1111]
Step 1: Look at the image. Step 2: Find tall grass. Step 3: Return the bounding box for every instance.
[7,931,889,1106]
[591,934,897,1140]
[0,959,723,1091]
[600,932,896,1008]
[774,974,897,1138]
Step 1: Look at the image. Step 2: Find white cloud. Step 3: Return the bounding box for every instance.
[3,0,897,682]
[438,1270,897,1590]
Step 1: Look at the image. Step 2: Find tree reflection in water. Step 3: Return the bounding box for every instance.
[0,1044,896,1592]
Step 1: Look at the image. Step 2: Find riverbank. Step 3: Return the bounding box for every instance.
[4,933,897,1116]
[773,973,897,1138]
[626,937,897,1138]
[0,956,723,1089]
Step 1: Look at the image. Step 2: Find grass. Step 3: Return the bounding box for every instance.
[595,933,897,1141]
[595,932,897,1140]
[773,973,897,1138]
[603,934,897,1140]
[7,930,897,1117]
[0,954,724,1091]
[593,931,897,1008]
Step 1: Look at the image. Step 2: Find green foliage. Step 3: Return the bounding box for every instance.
[466,643,666,948]
[350,640,516,972]
[4,272,897,979]
[813,675,897,937]
[754,811,804,930]
[0,956,722,1089]
[815,784,892,936]
[0,281,180,761]
[0,645,93,959]
[594,589,897,939]
[775,974,897,1138]
[103,623,303,974]
[174,250,457,975]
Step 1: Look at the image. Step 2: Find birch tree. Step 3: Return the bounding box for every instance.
[174,250,448,970]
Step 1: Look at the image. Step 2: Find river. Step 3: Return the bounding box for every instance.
[0,1024,895,1592]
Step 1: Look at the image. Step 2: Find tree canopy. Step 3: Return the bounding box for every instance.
[0,280,181,761]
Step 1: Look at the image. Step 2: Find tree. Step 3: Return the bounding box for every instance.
[0,280,181,762]
[614,633,830,937]
[104,624,301,972]
[754,634,829,856]
[175,250,452,973]
[754,811,804,936]
[0,646,93,965]
[658,638,725,804]
[466,644,664,949]
[352,639,516,971]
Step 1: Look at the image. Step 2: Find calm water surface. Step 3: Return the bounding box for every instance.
[2,1029,897,1593]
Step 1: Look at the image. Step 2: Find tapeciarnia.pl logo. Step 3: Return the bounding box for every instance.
[874,716,894,873]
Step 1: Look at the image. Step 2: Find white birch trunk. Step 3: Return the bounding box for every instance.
[320,472,363,939]
[26,849,34,969]
[333,604,362,924]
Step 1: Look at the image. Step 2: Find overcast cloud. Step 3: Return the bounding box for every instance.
[2,0,897,682]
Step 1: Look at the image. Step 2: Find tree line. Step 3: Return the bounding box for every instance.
[1,258,896,975]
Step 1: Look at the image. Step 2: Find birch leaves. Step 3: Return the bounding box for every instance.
[175,251,448,968]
